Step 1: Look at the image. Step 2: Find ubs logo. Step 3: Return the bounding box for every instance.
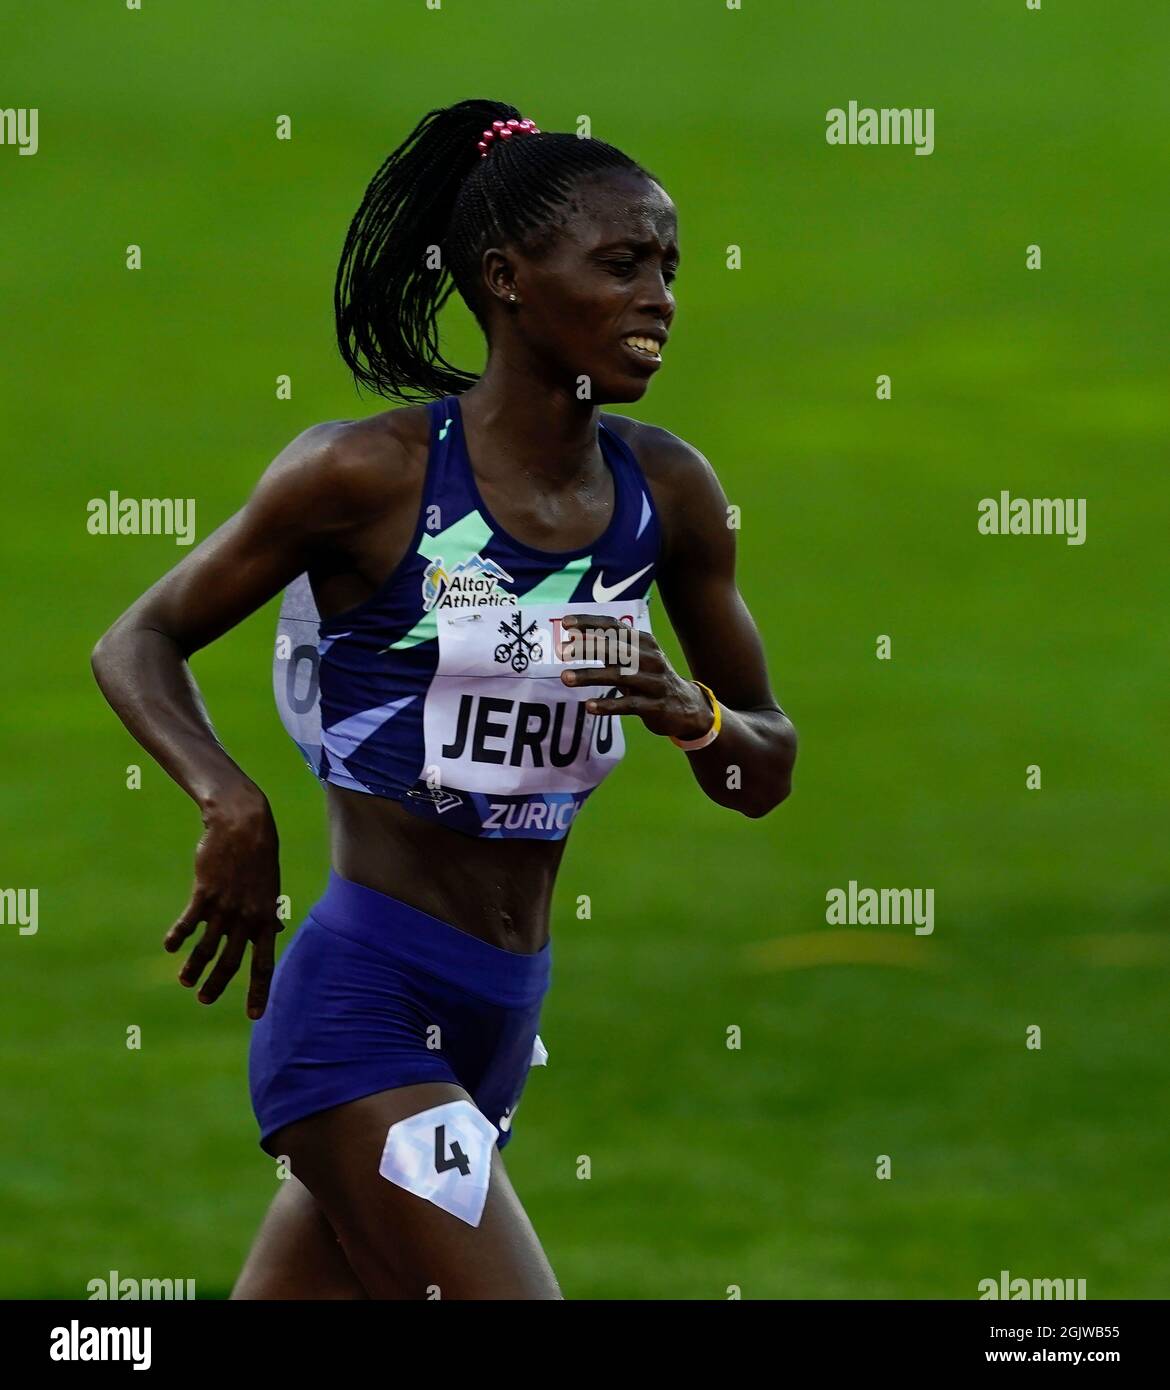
[493,611,544,674]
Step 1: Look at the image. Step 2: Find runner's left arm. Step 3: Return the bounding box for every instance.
[561,433,796,818]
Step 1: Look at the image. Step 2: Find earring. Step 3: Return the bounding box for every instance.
[508,293,518,303]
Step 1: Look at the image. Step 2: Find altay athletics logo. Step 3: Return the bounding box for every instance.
[422,554,516,612]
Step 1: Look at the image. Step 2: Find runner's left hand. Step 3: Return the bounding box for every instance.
[557,613,713,742]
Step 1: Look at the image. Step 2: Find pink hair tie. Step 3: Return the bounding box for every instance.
[477,117,540,157]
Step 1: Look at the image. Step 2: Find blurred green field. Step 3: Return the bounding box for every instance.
[2,0,1167,1298]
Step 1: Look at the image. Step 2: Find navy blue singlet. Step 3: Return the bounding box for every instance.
[274,394,661,840]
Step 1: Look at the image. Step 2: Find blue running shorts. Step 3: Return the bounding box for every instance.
[248,870,551,1151]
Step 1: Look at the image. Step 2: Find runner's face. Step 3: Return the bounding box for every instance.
[510,172,678,404]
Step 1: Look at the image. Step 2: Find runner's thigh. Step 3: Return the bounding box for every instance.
[271,1082,562,1301]
[231,1176,371,1300]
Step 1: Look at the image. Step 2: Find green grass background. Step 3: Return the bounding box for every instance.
[1,0,1167,1298]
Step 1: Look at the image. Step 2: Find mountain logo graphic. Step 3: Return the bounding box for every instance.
[421,554,515,612]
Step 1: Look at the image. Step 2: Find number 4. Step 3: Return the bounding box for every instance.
[433,1123,471,1176]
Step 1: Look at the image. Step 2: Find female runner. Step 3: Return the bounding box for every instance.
[92,99,797,1300]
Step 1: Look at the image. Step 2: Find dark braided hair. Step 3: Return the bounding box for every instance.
[335,100,652,402]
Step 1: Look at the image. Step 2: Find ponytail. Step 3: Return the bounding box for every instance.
[335,100,649,402]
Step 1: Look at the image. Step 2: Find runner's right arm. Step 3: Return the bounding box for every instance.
[90,420,404,1016]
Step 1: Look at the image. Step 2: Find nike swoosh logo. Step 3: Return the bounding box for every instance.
[592,563,652,603]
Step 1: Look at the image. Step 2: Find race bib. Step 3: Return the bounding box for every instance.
[421,600,651,796]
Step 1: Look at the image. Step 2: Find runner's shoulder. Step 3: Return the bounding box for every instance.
[600,413,724,508]
[261,405,432,527]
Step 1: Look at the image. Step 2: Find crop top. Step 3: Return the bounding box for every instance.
[273,393,662,839]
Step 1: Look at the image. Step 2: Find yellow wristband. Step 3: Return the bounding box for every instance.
[670,680,722,750]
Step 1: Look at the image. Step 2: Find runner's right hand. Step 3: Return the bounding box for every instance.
[163,784,283,1019]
